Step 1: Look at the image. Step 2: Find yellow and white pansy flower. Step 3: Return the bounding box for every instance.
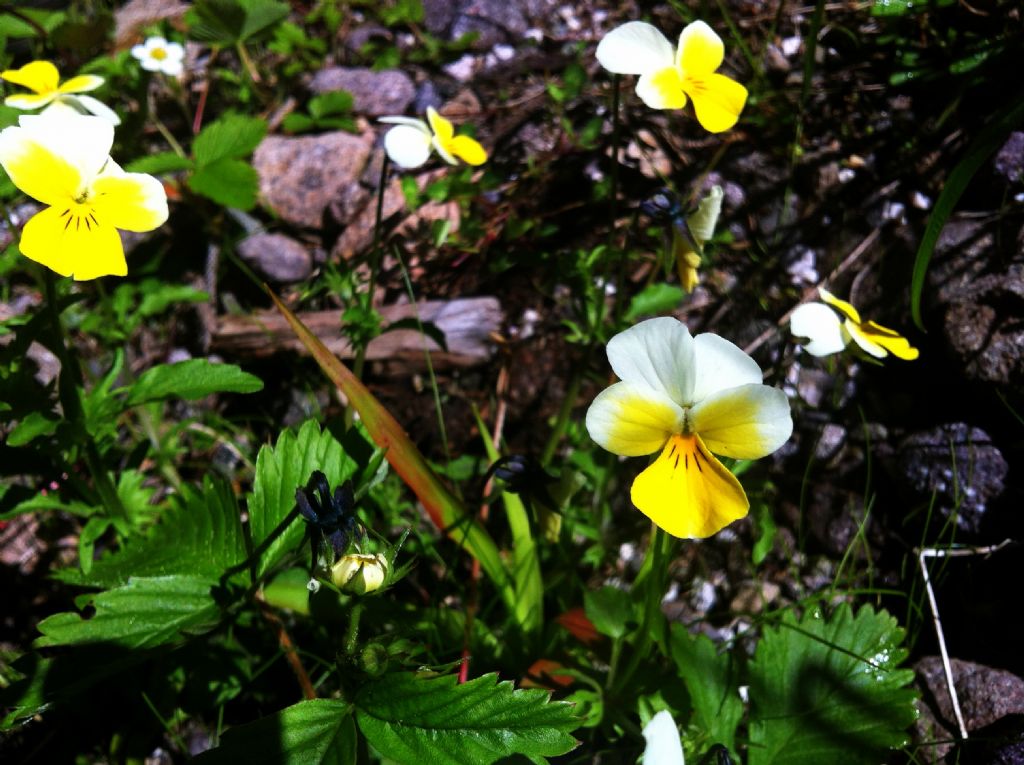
[596,20,747,133]
[1,60,120,125]
[131,36,186,77]
[642,710,685,765]
[586,317,792,539]
[379,107,487,169]
[790,288,919,360]
[0,113,168,280]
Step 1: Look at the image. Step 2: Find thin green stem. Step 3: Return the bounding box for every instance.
[393,246,454,477]
[344,601,364,655]
[42,272,129,524]
[351,156,390,385]
[540,369,583,467]
[612,525,670,695]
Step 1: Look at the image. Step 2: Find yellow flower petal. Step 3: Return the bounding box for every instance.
[1,61,59,94]
[636,67,687,110]
[676,20,724,77]
[845,320,919,360]
[91,172,169,232]
[19,205,126,280]
[57,74,104,94]
[683,73,747,133]
[631,434,749,538]
[690,383,793,459]
[5,92,57,110]
[585,381,683,457]
[449,134,487,166]
[0,125,82,206]
[426,107,454,144]
[818,287,862,324]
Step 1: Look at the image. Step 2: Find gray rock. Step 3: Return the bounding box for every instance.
[914,656,1024,762]
[252,131,374,229]
[237,233,315,283]
[896,423,1008,533]
[929,217,1024,388]
[450,0,530,49]
[995,131,1024,184]
[309,67,415,117]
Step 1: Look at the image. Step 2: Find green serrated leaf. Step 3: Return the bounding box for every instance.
[35,575,221,649]
[624,284,685,322]
[669,625,743,755]
[124,152,194,175]
[124,358,262,407]
[248,420,360,579]
[584,586,632,639]
[194,699,355,765]
[748,602,918,765]
[188,158,260,210]
[55,477,247,588]
[355,672,579,764]
[193,114,268,165]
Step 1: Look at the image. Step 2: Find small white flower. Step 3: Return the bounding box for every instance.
[131,37,186,77]
[330,553,389,594]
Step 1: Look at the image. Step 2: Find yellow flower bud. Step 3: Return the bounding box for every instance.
[330,553,389,594]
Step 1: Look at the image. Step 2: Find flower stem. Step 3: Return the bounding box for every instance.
[42,272,129,524]
[612,525,671,695]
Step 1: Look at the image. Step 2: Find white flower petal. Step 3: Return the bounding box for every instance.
[384,124,432,168]
[606,317,695,406]
[642,710,685,765]
[378,116,427,127]
[690,333,762,403]
[585,381,683,457]
[67,94,120,125]
[790,302,847,356]
[690,383,792,459]
[596,21,675,75]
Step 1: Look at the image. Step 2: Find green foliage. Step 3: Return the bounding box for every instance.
[747,603,918,765]
[669,625,744,755]
[35,575,222,649]
[55,477,247,588]
[186,113,267,210]
[186,0,289,45]
[124,359,263,406]
[584,586,633,639]
[194,700,357,764]
[248,419,362,579]
[282,91,357,134]
[624,284,685,323]
[124,152,194,175]
[354,672,579,763]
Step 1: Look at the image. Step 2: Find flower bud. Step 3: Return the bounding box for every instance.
[330,553,389,594]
